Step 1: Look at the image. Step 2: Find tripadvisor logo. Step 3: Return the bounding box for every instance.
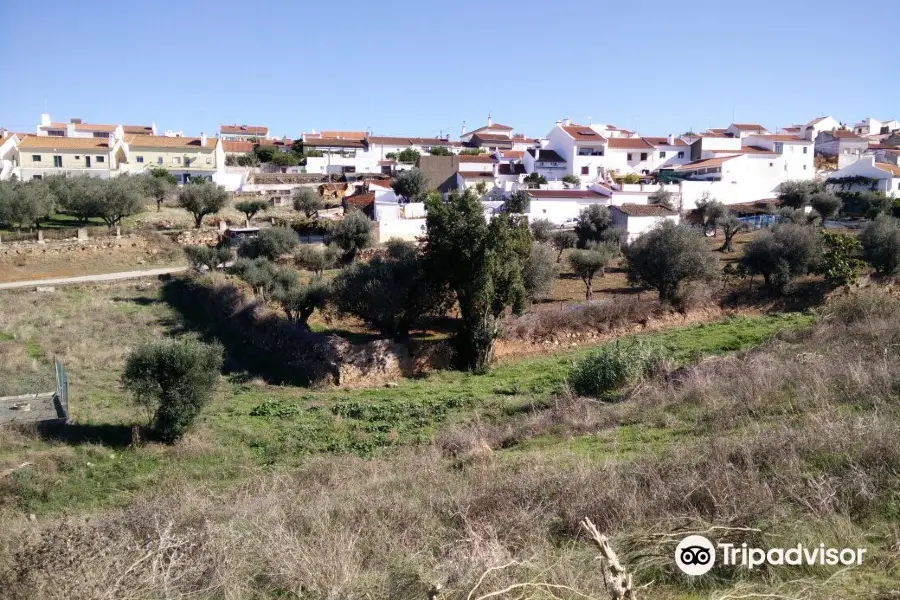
[675,535,867,576]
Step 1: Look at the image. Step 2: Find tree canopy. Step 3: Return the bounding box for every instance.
[391,168,428,202]
[177,180,230,228]
[625,221,717,302]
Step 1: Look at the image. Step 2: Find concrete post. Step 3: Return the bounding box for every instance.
[77,228,88,243]
[37,230,44,244]
[218,220,227,233]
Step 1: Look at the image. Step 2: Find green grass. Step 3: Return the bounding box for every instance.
[4,310,814,516]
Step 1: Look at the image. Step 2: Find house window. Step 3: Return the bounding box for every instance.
[32,175,42,180]
[47,130,64,137]
[769,162,774,167]
[137,156,144,163]
[803,165,807,170]
[157,157,163,165]
[96,156,104,163]
[640,153,648,161]
[206,157,211,164]
[32,155,41,162]
[783,163,787,171]
[677,151,684,159]
[802,146,808,154]
[172,157,181,165]
[660,151,666,158]
[74,156,80,159]
[53,155,62,168]
[93,132,107,138]
[581,166,589,175]
[627,153,633,161]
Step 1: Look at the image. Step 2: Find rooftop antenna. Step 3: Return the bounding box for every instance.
[588,115,593,125]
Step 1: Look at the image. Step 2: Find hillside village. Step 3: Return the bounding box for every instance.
[2,113,899,244]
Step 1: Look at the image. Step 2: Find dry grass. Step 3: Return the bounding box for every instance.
[0,291,897,599]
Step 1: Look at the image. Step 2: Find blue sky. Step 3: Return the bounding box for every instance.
[1,0,896,139]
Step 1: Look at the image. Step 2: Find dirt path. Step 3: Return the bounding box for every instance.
[0,266,188,290]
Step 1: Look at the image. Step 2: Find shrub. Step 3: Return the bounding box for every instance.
[391,168,427,202]
[292,187,325,218]
[230,257,297,298]
[523,173,548,186]
[332,211,375,263]
[184,245,231,271]
[237,226,299,260]
[294,244,338,275]
[550,230,576,262]
[330,244,439,339]
[504,190,531,214]
[574,204,611,248]
[825,288,900,324]
[625,221,718,303]
[397,147,421,164]
[860,214,900,275]
[562,174,581,187]
[817,231,864,287]
[777,180,822,209]
[568,243,618,301]
[569,340,668,398]
[810,192,842,221]
[648,189,673,209]
[121,339,223,443]
[428,146,452,156]
[740,223,823,294]
[529,218,554,242]
[273,278,328,329]
[523,242,557,302]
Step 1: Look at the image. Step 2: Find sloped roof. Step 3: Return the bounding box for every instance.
[498,163,527,176]
[471,132,515,142]
[643,136,689,147]
[875,163,900,177]
[304,138,365,149]
[125,134,217,149]
[466,123,514,134]
[18,136,110,150]
[671,155,740,171]
[223,140,254,153]
[730,123,768,131]
[526,189,605,199]
[830,129,866,140]
[458,171,494,178]
[221,124,268,135]
[607,137,655,150]
[612,203,677,217]
[561,125,607,142]
[123,125,154,134]
[501,150,524,159]
[752,134,811,143]
[367,135,455,147]
[527,148,566,162]
[458,154,495,163]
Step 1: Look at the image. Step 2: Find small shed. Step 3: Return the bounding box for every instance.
[610,203,680,243]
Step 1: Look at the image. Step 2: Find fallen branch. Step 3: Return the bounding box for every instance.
[580,517,637,600]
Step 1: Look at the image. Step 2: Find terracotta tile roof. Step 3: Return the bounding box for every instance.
[304,138,365,149]
[458,171,494,178]
[672,155,740,171]
[471,132,515,142]
[458,154,495,163]
[19,136,110,150]
[344,192,375,210]
[780,126,802,133]
[607,137,655,150]
[722,198,779,215]
[498,163,527,176]
[807,116,830,126]
[368,179,393,189]
[752,134,811,142]
[526,189,605,199]
[643,136,689,147]
[875,163,900,177]
[830,129,866,140]
[39,122,69,130]
[123,125,154,134]
[730,123,767,131]
[73,123,117,132]
[737,145,778,154]
[223,140,254,153]
[312,130,367,140]
[466,123,514,134]
[612,203,677,217]
[125,134,217,149]
[561,125,607,142]
[377,159,396,166]
[501,150,524,159]
[221,124,268,135]
[367,135,455,146]
[706,128,727,134]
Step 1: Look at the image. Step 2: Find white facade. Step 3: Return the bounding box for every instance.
[826,156,900,198]
[0,135,20,180]
[853,118,899,137]
[610,205,681,243]
[801,116,840,141]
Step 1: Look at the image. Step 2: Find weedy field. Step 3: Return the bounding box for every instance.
[1,277,897,599]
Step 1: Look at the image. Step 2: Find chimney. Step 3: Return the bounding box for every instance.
[563,117,571,127]
[555,119,562,127]
[108,133,115,146]
[461,121,466,136]
[40,113,51,127]
[70,117,82,124]
[487,114,493,127]
[534,148,540,160]
[667,133,674,145]
[200,132,207,147]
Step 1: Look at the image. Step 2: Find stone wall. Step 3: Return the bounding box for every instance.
[0,234,148,257]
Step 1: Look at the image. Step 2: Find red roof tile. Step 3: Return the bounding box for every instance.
[526,189,606,199]
[607,138,655,150]
[561,125,607,142]
[221,124,268,136]
[612,203,677,217]
[458,154,495,163]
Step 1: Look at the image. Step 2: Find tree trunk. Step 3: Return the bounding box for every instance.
[194,213,203,229]
[584,276,593,302]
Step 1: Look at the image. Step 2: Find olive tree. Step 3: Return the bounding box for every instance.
[294,244,338,275]
[574,204,611,247]
[504,190,531,214]
[237,226,299,260]
[810,191,842,222]
[569,243,618,301]
[234,199,269,223]
[332,211,375,263]
[860,214,900,275]
[274,278,329,329]
[740,223,823,294]
[648,189,673,209]
[121,339,223,443]
[293,187,325,218]
[625,221,718,303]
[529,218,554,242]
[177,180,229,228]
[550,229,576,262]
[95,175,145,228]
[523,242,558,302]
[184,245,232,271]
[717,213,747,252]
[391,168,428,202]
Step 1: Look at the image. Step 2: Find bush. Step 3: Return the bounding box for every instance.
[825,288,900,325]
[237,227,299,260]
[529,218,554,242]
[574,204,611,248]
[523,173,548,186]
[121,339,223,443]
[184,245,231,271]
[740,223,823,294]
[504,190,531,214]
[648,189,673,209]
[562,174,581,187]
[523,242,557,302]
[294,244,338,275]
[332,211,375,262]
[569,340,668,398]
[625,221,717,303]
[810,192,842,221]
[860,214,900,275]
[330,244,440,339]
[817,231,864,287]
[230,257,297,298]
[397,147,421,164]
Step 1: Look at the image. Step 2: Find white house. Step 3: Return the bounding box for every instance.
[815,129,870,168]
[742,134,815,180]
[643,136,691,171]
[544,121,608,182]
[604,137,657,175]
[524,188,610,224]
[37,114,155,138]
[610,204,680,243]
[826,156,900,198]
[801,116,840,141]
[303,136,370,175]
[220,124,270,141]
[724,123,768,139]
[523,148,567,181]
[0,133,20,180]
[852,118,899,137]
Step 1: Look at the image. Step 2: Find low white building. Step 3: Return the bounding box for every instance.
[801,116,840,141]
[523,148,567,180]
[724,123,768,139]
[525,188,610,224]
[852,118,899,137]
[610,203,680,243]
[36,114,155,138]
[815,129,870,168]
[0,133,20,180]
[826,156,900,198]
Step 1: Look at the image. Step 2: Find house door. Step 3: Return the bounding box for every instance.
[85,156,91,168]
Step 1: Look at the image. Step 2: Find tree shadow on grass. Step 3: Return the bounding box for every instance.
[35,421,137,448]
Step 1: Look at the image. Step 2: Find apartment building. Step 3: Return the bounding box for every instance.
[17,135,122,180]
[36,114,154,138]
[120,134,224,183]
